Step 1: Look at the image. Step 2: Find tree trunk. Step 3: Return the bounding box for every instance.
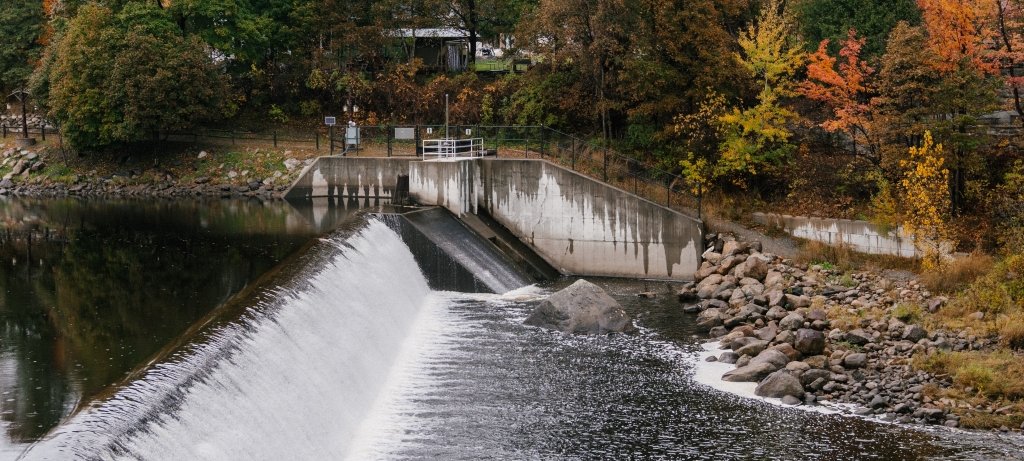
[996,0,1024,126]
[467,0,478,69]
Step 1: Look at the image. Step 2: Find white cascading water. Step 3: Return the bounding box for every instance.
[22,220,435,460]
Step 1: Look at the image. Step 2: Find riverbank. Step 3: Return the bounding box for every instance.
[679,232,1024,432]
[0,140,320,199]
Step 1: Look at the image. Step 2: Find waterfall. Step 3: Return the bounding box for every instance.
[23,220,435,460]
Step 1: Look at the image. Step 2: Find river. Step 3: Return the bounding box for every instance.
[0,198,1020,460]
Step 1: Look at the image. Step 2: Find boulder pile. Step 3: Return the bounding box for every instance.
[680,232,996,427]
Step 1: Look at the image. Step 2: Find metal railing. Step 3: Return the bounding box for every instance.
[421,138,487,159]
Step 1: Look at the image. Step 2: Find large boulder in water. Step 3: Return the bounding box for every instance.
[525,280,635,334]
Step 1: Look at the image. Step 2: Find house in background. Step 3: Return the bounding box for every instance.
[395,28,469,72]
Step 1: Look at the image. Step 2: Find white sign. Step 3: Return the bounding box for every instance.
[465,128,472,136]
[426,127,433,134]
[395,127,416,140]
[324,116,337,126]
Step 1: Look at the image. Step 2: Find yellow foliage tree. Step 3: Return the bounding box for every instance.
[900,131,953,270]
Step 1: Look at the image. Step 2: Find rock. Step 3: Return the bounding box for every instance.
[750,348,790,370]
[764,271,784,288]
[284,158,302,171]
[781,395,802,405]
[719,351,739,364]
[696,308,724,329]
[696,273,724,291]
[770,343,802,361]
[227,170,239,179]
[722,240,748,256]
[755,370,805,398]
[722,362,777,382]
[969,311,985,321]
[902,324,928,343]
[779,313,805,330]
[197,151,209,159]
[735,340,769,357]
[843,352,868,369]
[766,305,788,321]
[705,355,718,362]
[755,324,778,341]
[736,256,769,281]
[786,361,810,373]
[794,328,825,355]
[845,329,875,345]
[10,159,26,175]
[800,368,831,387]
[524,280,635,334]
[928,297,946,313]
[869,395,889,409]
[0,179,13,189]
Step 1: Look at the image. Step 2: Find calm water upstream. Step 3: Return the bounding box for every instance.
[0,198,1020,460]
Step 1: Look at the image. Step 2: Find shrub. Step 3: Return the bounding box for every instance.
[1000,312,1024,350]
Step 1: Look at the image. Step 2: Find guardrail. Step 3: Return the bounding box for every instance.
[421,138,487,159]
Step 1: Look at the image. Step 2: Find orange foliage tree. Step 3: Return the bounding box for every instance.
[801,29,880,164]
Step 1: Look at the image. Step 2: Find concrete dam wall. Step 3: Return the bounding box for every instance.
[283,158,413,200]
[752,212,917,258]
[287,157,705,280]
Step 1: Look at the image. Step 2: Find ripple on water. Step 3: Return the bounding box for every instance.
[348,291,1024,461]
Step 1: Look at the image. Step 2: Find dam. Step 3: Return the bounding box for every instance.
[284,156,705,280]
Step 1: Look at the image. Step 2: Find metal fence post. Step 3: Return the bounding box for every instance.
[603,145,609,182]
[2,124,5,138]
[329,125,334,155]
[231,130,236,146]
[273,130,278,148]
[40,126,45,141]
[571,138,576,170]
[540,127,546,158]
[315,131,320,150]
[387,125,393,157]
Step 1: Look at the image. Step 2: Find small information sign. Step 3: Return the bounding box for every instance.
[324,116,337,126]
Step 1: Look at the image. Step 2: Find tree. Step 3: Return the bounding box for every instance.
[793,0,921,57]
[43,3,225,149]
[0,1,46,138]
[900,131,953,270]
[991,0,1024,126]
[714,0,804,183]
[801,29,880,164]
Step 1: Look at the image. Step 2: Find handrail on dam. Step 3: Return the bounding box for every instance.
[421,138,487,159]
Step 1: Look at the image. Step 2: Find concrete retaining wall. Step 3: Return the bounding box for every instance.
[283,157,413,200]
[480,159,703,280]
[752,212,917,257]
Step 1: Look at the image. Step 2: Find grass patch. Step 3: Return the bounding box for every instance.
[914,350,1024,401]
[795,240,918,272]
[892,302,923,323]
[920,252,994,294]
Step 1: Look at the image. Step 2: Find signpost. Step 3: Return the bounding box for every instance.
[325,116,336,155]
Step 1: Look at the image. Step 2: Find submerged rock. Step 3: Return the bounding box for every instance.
[755,370,805,398]
[525,279,635,334]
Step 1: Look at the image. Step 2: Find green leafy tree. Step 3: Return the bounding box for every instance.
[43,3,225,149]
[0,1,46,136]
[793,0,921,56]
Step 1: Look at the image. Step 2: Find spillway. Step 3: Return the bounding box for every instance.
[20,218,468,460]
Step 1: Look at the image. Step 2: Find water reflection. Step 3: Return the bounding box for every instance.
[0,197,366,456]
